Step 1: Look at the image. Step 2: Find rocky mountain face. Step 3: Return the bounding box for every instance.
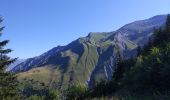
[12,15,167,88]
[7,59,25,71]
[12,46,65,72]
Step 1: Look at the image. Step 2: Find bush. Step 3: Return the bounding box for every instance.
[66,83,89,100]
[91,80,119,98]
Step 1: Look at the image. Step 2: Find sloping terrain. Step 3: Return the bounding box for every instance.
[13,15,167,88]
[7,59,25,71]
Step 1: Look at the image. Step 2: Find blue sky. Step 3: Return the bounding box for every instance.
[0,0,170,59]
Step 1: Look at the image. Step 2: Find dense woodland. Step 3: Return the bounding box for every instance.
[1,15,170,100]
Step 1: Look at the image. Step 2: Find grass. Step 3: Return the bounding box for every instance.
[17,66,61,85]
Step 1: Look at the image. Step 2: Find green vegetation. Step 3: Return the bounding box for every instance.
[20,82,60,100]
[65,14,170,100]
[66,83,89,100]
[0,17,20,99]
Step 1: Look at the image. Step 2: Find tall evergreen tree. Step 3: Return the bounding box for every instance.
[166,14,170,42]
[152,15,170,47]
[166,14,170,33]
[113,50,123,81]
[0,17,20,99]
[115,50,122,67]
[137,45,142,56]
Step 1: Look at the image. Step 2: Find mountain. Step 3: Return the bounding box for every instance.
[12,46,65,72]
[7,59,25,71]
[12,15,167,88]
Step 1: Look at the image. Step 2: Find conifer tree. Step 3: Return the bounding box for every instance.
[166,14,170,33]
[113,50,123,81]
[152,15,170,46]
[166,14,170,42]
[0,17,20,99]
[115,50,122,67]
[137,45,142,56]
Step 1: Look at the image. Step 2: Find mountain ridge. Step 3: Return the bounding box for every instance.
[12,15,167,88]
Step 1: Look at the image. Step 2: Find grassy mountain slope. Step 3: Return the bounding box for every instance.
[14,15,166,88]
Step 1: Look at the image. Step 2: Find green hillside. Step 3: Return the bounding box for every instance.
[65,15,170,100]
[17,31,137,89]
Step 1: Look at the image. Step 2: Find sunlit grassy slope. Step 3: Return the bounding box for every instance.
[17,32,138,88]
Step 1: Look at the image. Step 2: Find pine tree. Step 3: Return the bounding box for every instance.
[115,50,122,67]
[0,17,20,99]
[137,45,142,56]
[166,14,170,42]
[152,15,170,46]
[113,50,123,81]
[166,14,170,33]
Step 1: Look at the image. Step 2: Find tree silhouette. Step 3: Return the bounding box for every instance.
[0,17,20,99]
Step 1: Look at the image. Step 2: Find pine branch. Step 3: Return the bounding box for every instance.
[0,26,5,32]
[0,40,9,48]
[0,49,12,54]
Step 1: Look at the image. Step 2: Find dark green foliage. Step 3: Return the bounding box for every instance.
[113,51,123,81]
[0,17,20,99]
[115,51,122,67]
[66,84,89,100]
[123,44,170,94]
[91,80,118,97]
[120,14,170,94]
[113,58,135,82]
[166,14,170,33]
[20,81,59,100]
[143,37,154,54]
[137,45,142,56]
[152,15,170,47]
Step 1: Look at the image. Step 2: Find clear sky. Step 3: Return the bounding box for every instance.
[0,0,170,59]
